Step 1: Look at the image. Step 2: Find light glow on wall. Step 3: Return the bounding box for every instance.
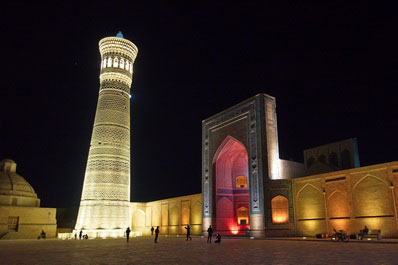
[265,99,280,179]
[271,195,289,224]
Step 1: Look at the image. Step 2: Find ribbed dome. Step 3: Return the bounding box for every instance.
[0,159,40,207]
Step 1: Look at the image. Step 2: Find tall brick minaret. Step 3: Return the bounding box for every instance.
[75,32,138,238]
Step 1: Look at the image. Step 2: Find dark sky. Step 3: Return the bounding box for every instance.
[1,1,396,208]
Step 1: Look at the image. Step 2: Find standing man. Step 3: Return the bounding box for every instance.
[154,226,160,243]
[151,226,154,236]
[207,225,213,243]
[126,227,131,243]
[79,230,83,240]
[185,225,192,241]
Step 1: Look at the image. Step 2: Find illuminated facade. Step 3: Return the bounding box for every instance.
[201,94,304,237]
[75,32,138,238]
[199,94,398,238]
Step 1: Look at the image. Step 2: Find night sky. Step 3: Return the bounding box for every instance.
[1,2,396,208]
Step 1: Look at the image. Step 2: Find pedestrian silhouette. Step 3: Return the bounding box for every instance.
[79,230,83,240]
[184,225,192,241]
[207,225,213,243]
[154,226,160,243]
[151,226,154,236]
[215,233,221,243]
[74,233,77,240]
[126,227,131,242]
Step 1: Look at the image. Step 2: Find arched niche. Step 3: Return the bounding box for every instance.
[297,184,325,220]
[318,154,326,164]
[307,157,315,168]
[271,195,289,224]
[215,197,234,230]
[113,57,118,67]
[354,176,394,217]
[327,190,350,218]
[237,207,249,225]
[169,206,179,226]
[191,200,202,225]
[236,175,248,188]
[329,152,338,168]
[132,209,145,228]
[341,149,351,169]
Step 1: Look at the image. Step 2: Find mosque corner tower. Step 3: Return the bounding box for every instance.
[75,32,138,238]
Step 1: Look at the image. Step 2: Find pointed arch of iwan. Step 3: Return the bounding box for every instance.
[212,136,250,234]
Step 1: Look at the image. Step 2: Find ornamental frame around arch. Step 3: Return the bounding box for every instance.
[353,174,389,191]
[352,174,392,217]
[202,95,270,220]
[327,189,345,200]
[296,183,323,200]
[295,183,325,220]
[327,190,350,218]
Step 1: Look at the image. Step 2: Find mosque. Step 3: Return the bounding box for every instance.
[2,33,398,239]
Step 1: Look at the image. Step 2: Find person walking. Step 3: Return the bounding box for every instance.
[154,226,160,243]
[207,225,213,243]
[126,227,131,243]
[185,225,192,241]
[151,226,154,236]
[79,230,83,240]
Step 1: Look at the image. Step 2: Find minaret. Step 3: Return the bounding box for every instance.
[75,32,138,238]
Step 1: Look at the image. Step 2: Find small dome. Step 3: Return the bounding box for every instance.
[1,158,15,163]
[0,159,40,207]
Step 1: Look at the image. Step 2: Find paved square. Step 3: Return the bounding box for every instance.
[1,237,397,265]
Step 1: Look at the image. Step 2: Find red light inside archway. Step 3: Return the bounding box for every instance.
[214,137,250,235]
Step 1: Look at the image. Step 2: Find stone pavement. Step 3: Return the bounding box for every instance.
[263,236,398,244]
[1,236,398,265]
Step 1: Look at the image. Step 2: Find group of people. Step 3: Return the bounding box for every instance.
[206,225,221,243]
[146,225,221,243]
[333,225,370,240]
[76,225,371,243]
[73,230,88,240]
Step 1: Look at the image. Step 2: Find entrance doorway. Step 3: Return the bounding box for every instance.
[213,136,250,234]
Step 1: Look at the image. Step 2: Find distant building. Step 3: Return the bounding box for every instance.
[304,138,360,175]
[0,159,56,239]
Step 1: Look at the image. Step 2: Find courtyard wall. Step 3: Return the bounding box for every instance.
[0,206,57,239]
[131,193,202,236]
[292,161,398,237]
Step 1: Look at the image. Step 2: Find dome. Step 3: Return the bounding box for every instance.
[1,158,15,163]
[0,159,40,207]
